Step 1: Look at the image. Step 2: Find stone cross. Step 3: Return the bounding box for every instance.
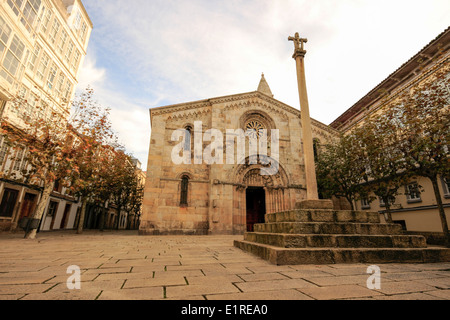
[288,32,319,200]
[288,33,308,52]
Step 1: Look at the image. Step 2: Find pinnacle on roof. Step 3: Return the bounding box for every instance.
[257,73,274,98]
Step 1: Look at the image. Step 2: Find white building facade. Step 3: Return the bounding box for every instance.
[0,0,92,232]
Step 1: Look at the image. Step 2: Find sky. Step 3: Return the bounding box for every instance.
[76,0,450,171]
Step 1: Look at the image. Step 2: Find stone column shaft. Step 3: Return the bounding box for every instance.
[293,47,319,200]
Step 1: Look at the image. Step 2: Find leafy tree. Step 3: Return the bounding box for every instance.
[316,134,367,210]
[107,150,139,229]
[389,67,450,245]
[0,87,142,237]
[1,93,79,239]
[126,172,145,229]
[352,112,411,223]
[68,88,120,234]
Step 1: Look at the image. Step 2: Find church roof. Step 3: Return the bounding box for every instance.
[257,73,274,98]
[148,75,339,136]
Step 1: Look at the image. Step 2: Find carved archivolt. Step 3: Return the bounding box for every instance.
[243,169,274,187]
[239,109,277,131]
[233,156,289,190]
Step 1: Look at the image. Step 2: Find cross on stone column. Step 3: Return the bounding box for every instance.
[288,33,319,200]
[289,33,308,60]
[288,33,308,52]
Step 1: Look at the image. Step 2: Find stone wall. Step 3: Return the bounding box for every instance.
[140,92,338,235]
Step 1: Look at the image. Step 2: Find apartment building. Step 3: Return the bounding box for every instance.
[0,0,92,232]
[330,27,450,235]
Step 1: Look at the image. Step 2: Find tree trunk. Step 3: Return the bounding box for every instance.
[99,204,107,231]
[116,206,121,230]
[383,197,393,224]
[24,181,55,239]
[77,200,88,234]
[430,175,450,247]
[345,195,355,211]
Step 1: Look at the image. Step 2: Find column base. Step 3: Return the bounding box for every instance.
[295,199,334,210]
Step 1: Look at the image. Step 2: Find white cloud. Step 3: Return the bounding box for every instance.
[109,105,150,166]
[77,53,106,91]
[77,50,151,170]
[79,0,450,169]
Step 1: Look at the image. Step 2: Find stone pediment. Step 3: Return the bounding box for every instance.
[150,91,338,136]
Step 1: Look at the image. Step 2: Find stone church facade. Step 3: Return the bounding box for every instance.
[139,75,338,235]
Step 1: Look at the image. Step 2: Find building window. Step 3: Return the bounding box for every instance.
[405,183,422,203]
[48,18,60,44]
[40,6,51,34]
[442,176,450,198]
[313,138,321,161]
[246,120,265,139]
[64,41,73,65]
[13,147,25,171]
[58,30,67,55]
[53,179,62,193]
[0,16,12,55]
[7,0,20,16]
[71,50,80,71]
[184,126,192,152]
[7,0,41,32]
[0,136,9,166]
[36,52,49,81]
[0,188,19,217]
[180,176,189,206]
[361,198,370,210]
[27,43,41,71]
[46,62,57,89]
[64,81,72,100]
[379,196,395,208]
[46,201,58,217]
[74,10,82,29]
[56,72,65,97]
[79,21,87,43]
[21,0,41,31]
[0,35,26,83]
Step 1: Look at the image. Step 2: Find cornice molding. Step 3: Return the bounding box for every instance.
[150,91,339,136]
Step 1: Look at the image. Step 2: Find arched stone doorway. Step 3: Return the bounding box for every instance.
[232,158,290,234]
[246,187,265,232]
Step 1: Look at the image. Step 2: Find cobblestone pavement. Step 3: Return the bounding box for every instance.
[0,230,449,300]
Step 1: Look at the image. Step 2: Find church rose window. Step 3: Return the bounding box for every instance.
[246,120,265,139]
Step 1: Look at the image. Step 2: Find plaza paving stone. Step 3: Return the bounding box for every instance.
[0,230,449,300]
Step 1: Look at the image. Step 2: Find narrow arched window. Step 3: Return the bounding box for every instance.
[184,126,192,152]
[313,138,320,161]
[180,176,189,206]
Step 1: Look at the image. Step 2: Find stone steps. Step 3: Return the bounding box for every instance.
[265,210,381,224]
[244,232,428,248]
[234,240,450,265]
[234,200,450,265]
[254,222,404,235]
